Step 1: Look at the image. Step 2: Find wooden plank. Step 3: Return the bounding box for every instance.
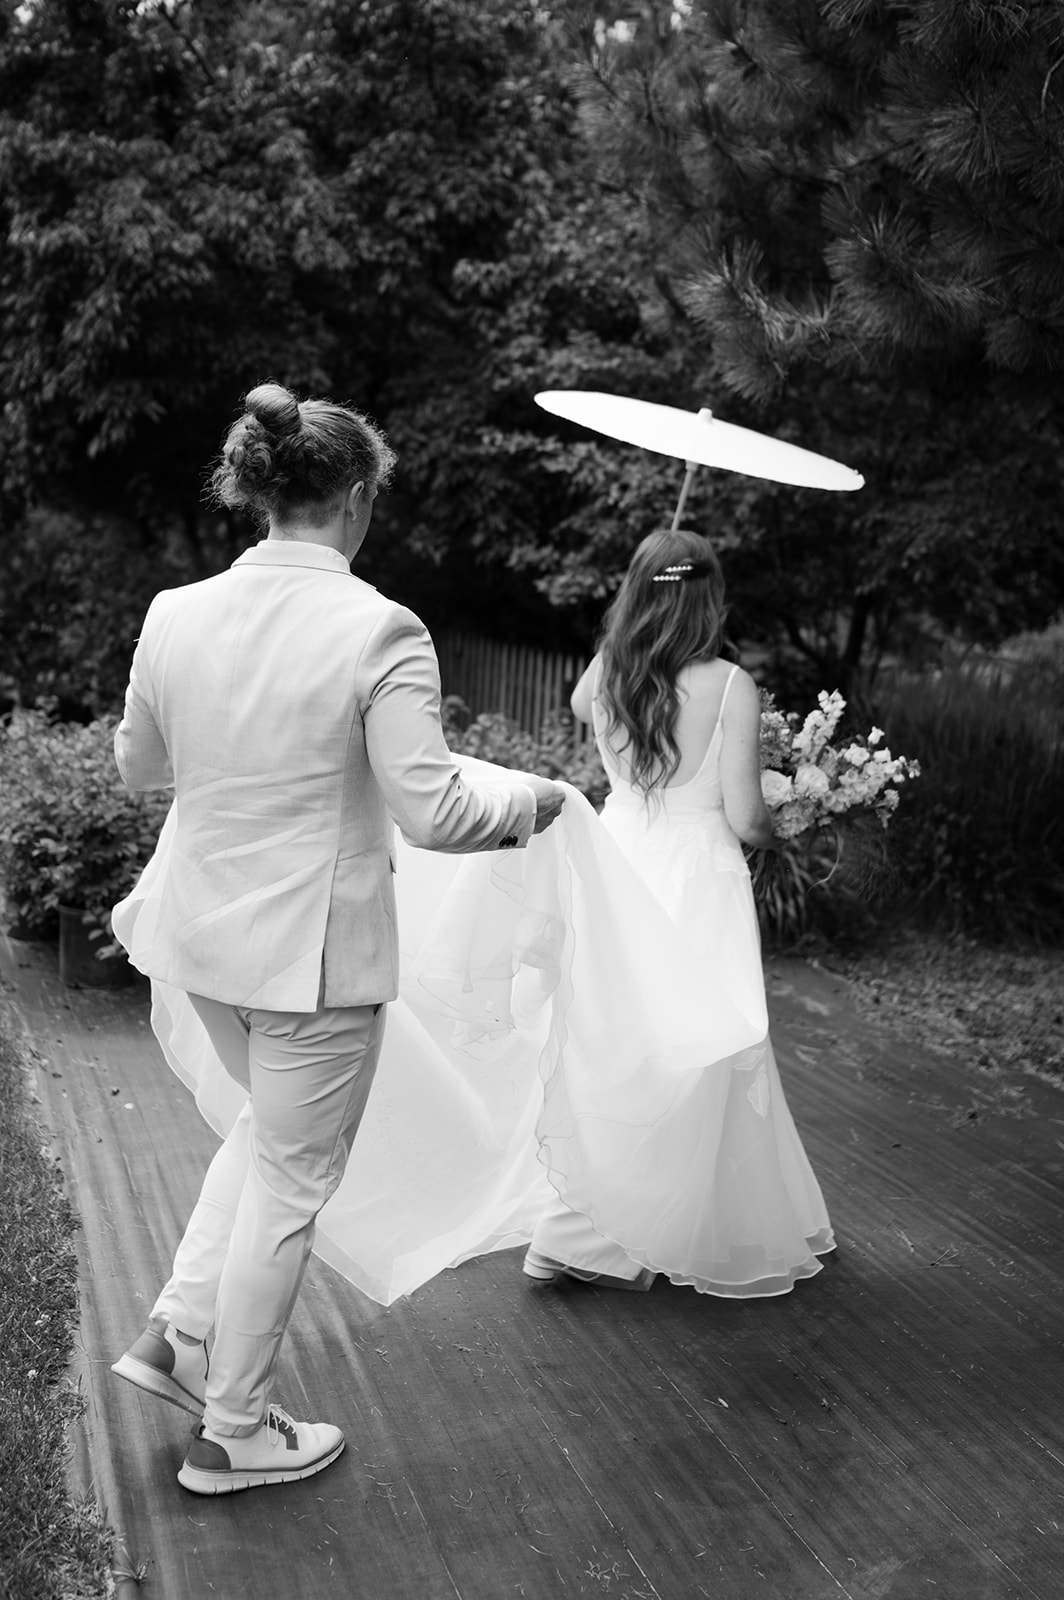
[4,932,1064,1599]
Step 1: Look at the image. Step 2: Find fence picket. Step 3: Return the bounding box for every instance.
[436,629,590,744]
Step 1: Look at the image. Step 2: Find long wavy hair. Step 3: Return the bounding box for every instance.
[598,529,729,798]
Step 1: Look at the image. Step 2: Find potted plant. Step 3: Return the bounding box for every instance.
[0,709,170,985]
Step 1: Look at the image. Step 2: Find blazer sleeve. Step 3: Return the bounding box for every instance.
[113,598,174,792]
[361,606,536,852]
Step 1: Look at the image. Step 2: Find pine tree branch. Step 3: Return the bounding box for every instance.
[155,4,216,90]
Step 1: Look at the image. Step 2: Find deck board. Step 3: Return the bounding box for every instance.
[3,933,1062,1600]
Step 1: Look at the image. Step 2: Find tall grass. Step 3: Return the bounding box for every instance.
[0,1012,113,1600]
[875,666,1064,943]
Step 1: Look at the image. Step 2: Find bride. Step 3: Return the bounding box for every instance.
[522,528,833,1292]
[114,530,833,1306]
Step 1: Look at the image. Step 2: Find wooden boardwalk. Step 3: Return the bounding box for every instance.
[3,930,1063,1600]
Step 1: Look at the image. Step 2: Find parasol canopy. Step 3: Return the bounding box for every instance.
[535,390,864,493]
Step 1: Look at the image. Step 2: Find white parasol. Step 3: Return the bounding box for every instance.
[535,390,864,528]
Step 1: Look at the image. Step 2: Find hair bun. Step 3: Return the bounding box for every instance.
[244,382,302,439]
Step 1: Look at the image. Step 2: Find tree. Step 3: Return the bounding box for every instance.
[545,0,1064,690]
[0,0,695,665]
[1,0,711,694]
[0,3,576,537]
[571,0,1064,398]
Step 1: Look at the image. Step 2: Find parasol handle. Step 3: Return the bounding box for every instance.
[669,408,713,531]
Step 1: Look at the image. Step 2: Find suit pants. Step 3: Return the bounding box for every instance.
[151,988,385,1436]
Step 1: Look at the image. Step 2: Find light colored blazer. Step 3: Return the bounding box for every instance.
[114,540,536,1011]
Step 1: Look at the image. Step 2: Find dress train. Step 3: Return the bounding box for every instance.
[113,758,833,1305]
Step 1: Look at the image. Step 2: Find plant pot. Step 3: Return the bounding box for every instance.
[58,904,134,989]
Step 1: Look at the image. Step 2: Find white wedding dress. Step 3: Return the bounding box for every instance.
[113,682,833,1307]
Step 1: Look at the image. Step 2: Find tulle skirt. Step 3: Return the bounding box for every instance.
[113,760,833,1305]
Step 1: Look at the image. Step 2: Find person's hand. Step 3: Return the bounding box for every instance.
[527,775,566,834]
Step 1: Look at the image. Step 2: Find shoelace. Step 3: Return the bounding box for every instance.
[265,1406,298,1447]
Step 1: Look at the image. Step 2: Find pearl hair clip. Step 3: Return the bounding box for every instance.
[652,563,694,583]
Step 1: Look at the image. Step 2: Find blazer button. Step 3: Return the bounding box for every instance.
[498,834,518,849]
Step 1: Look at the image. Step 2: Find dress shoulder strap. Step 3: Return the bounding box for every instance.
[717,662,742,726]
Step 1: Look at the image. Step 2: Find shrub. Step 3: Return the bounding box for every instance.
[441,697,610,807]
[874,667,1064,943]
[0,710,170,943]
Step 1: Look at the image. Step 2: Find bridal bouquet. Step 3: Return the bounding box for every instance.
[758,689,920,840]
[751,689,920,937]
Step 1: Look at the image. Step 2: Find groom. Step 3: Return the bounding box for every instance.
[110,388,564,1495]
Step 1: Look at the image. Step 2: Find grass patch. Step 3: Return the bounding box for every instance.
[0,1009,113,1600]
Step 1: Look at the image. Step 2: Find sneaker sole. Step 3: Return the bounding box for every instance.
[522,1251,654,1291]
[521,1250,562,1284]
[177,1437,345,1495]
[110,1353,206,1419]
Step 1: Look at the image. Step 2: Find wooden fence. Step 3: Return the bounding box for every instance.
[435,631,589,739]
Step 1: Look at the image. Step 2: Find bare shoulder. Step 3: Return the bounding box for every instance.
[682,660,761,734]
[720,663,761,718]
[678,657,749,704]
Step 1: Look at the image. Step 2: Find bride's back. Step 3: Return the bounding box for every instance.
[592,655,735,794]
[576,528,774,849]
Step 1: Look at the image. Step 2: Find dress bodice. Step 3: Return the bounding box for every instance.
[591,662,738,822]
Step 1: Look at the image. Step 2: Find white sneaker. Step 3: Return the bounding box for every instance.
[111,1317,208,1418]
[177,1406,345,1495]
[522,1246,655,1291]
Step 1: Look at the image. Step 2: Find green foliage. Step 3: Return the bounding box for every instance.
[875,666,1064,942]
[441,696,610,805]
[0,710,170,941]
[0,0,687,660]
[548,2,1064,685]
[749,811,899,948]
[2,0,1061,708]
[573,0,1064,397]
[0,0,600,533]
[1,508,195,716]
[996,620,1064,718]
[748,839,825,946]
[0,1012,114,1600]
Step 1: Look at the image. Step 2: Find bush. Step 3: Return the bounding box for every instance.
[0,710,170,943]
[441,697,610,807]
[875,667,1064,943]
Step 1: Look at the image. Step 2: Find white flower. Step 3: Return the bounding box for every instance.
[872,748,891,763]
[868,726,884,745]
[761,769,794,807]
[774,799,815,839]
[843,744,870,766]
[821,790,853,815]
[793,690,845,762]
[793,763,831,798]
